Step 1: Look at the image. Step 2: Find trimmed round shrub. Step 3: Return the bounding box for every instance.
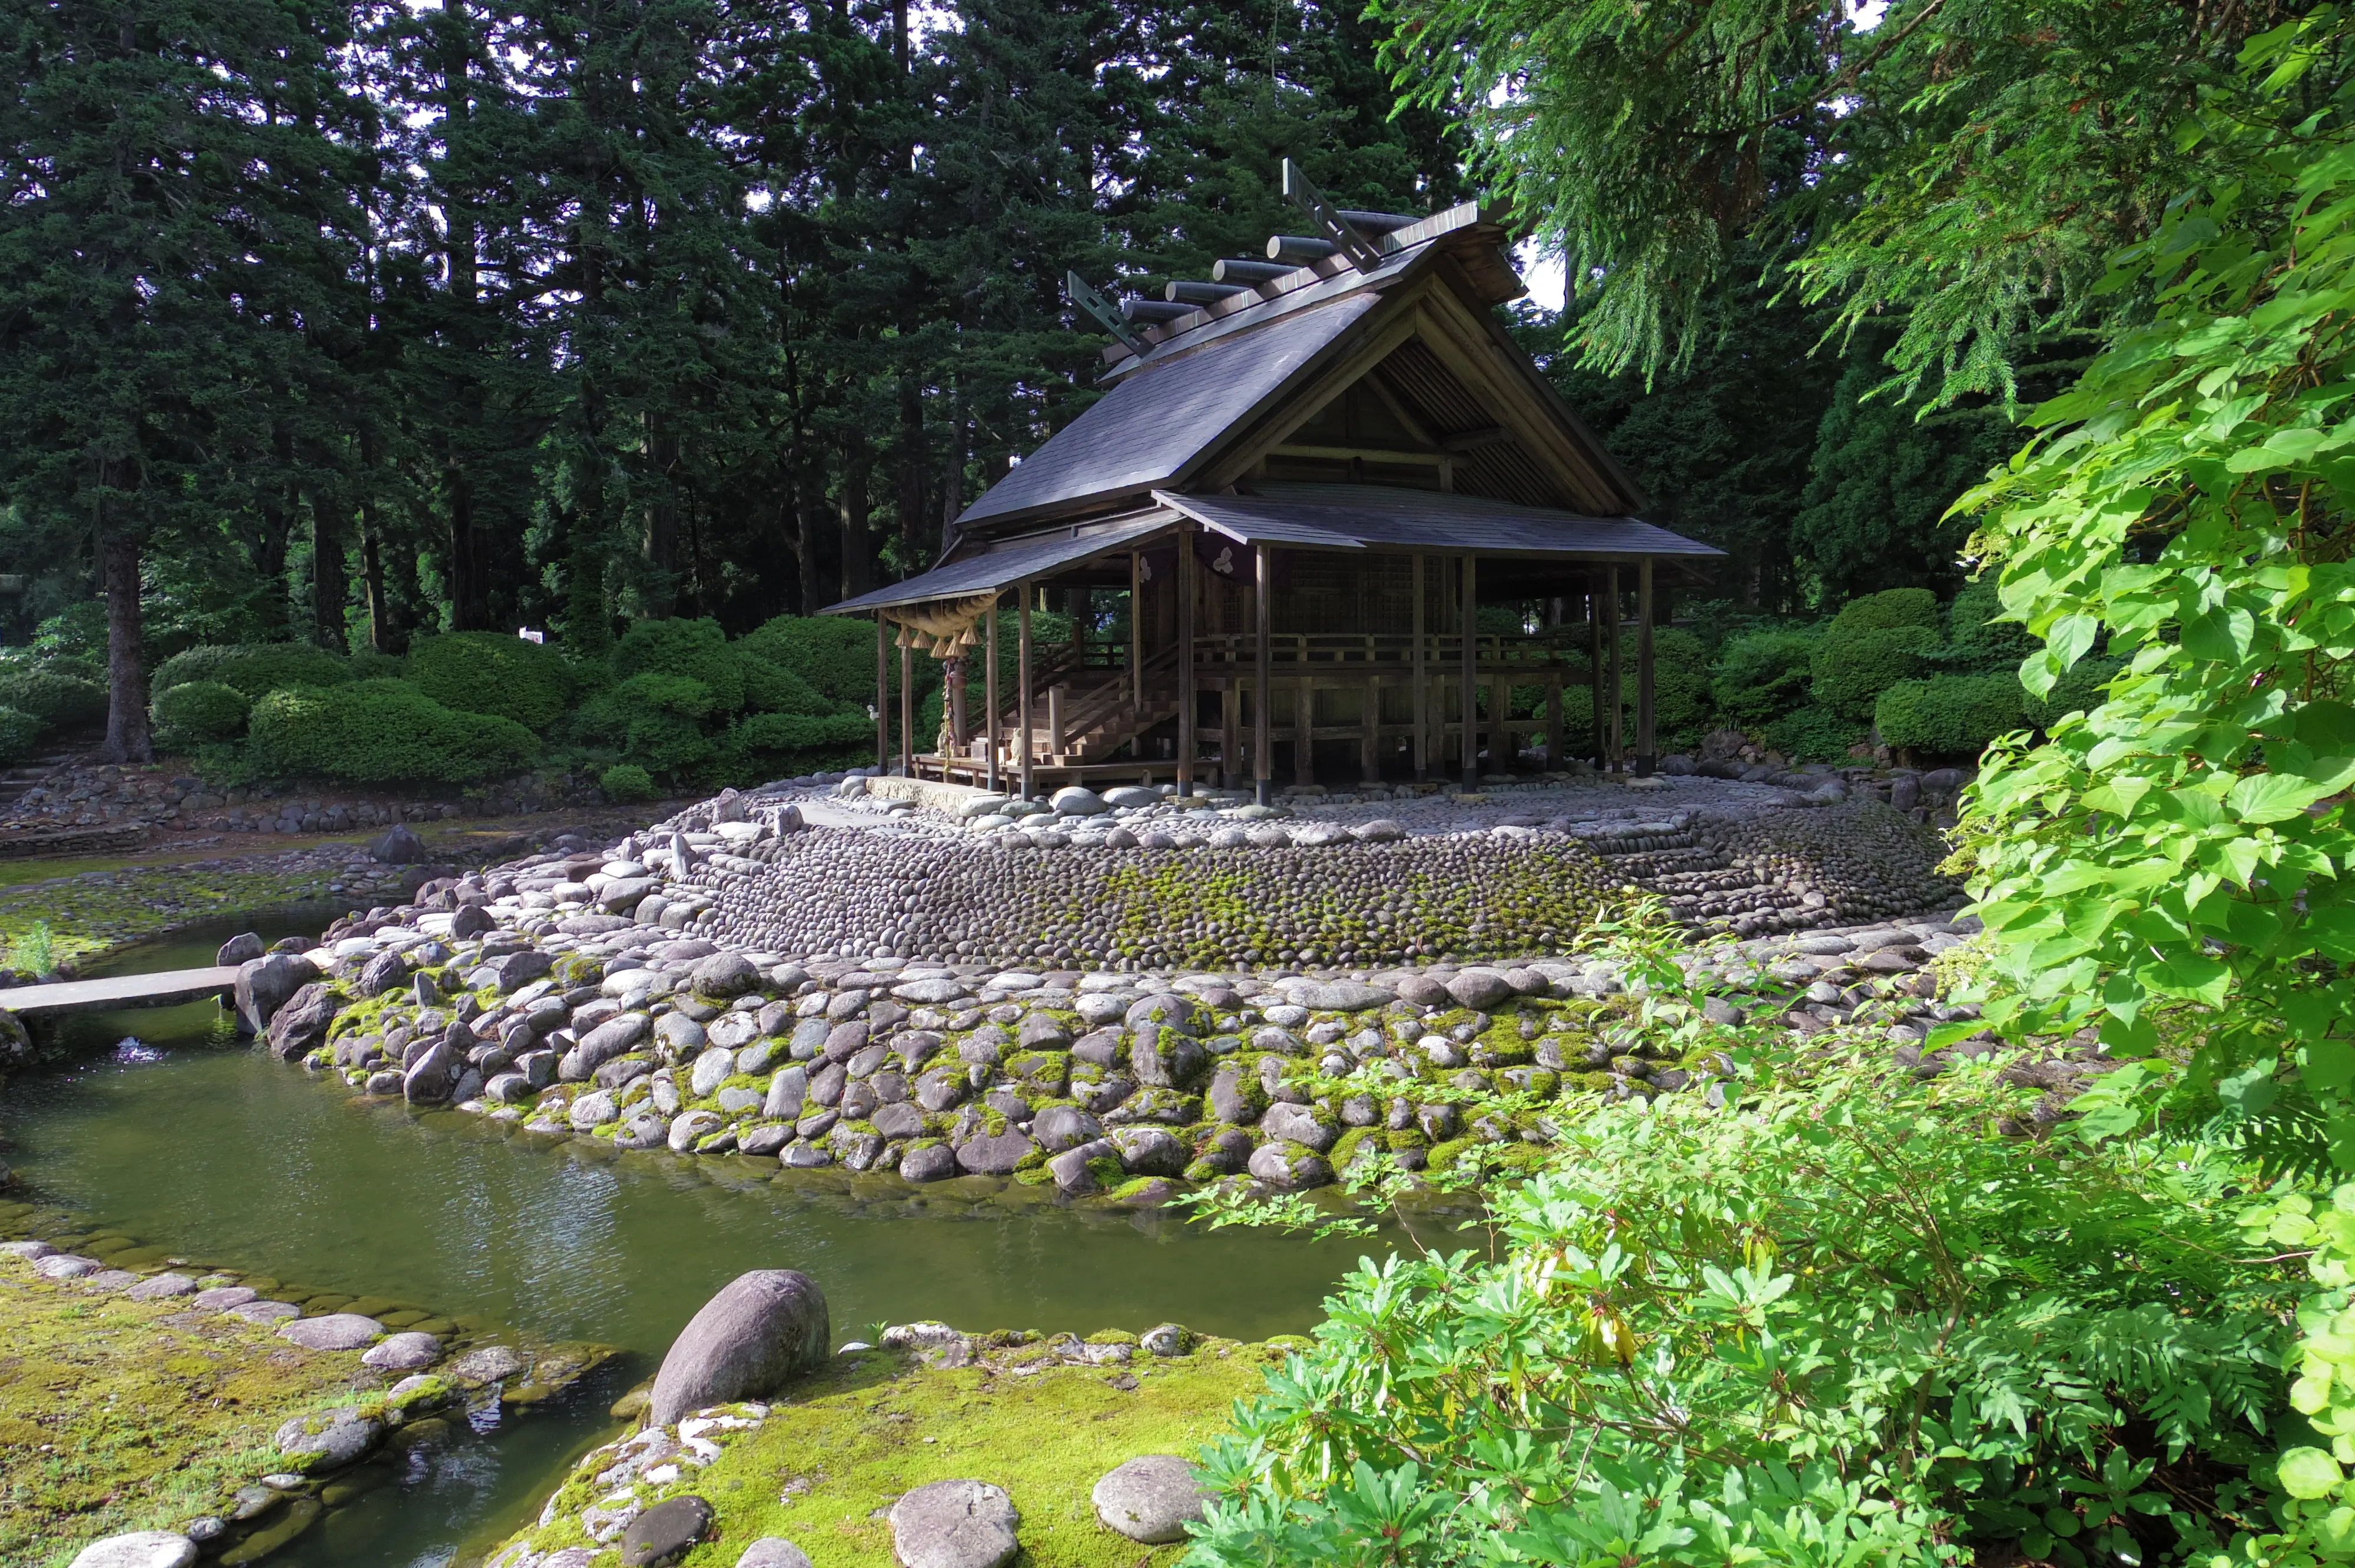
[611,618,744,713]
[0,707,42,764]
[406,632,573,734]
[2024,655,2123,730]
[738,614,879,705]
[599,763,658,803]
[1766,705,1866,764]
[346,647,406,682]
[621,709,717,777]
[734,710,874,758]
[150,680,251,748]
[1812,623,1937,720]
[1825,587,1940,637]
[152,643,350,700]
[1875,673,2025,756]
[0,669,106,730]
[739,653,832,716]
[246,679,534,785]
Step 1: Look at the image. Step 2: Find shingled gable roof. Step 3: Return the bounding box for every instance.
[950,203,1647,536]
[950,294,1381,530]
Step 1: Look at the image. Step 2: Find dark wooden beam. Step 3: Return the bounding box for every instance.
[985,601,1000,793]
[1439,425,1510,453]
[1177,523,1196,797]
[1167,280,1251,304]
[875,615,888,771]
[1460,554,1478,789]
[1266,235,1338,264]
[1637,557,1656,775]
[1256,546,1274,806]
[1018,584,1034,800]
[1212,258,1292,285]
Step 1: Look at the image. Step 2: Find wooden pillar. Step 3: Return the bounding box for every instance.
[1459,554,1478,789]
[1017,583,1035,800]
[1587,584,1605,770]
[1637,557,1657,775]
[1606,565,1624,770]
[1546,672,1564,775]
[1047,683,1065,763]
[874,614,888,770]
[1176,526,1196,796]
[1411,554,1429,780]
[1130,550,1143,716]
[899,640,914,776]
[984,598,1003,796]
[1361,675,1381,784]
[1255,547,1274,805]
[948,657,967,759]
[1220,680,1239,788]
[1488,675,1508,776]
[1295,677,1315,787]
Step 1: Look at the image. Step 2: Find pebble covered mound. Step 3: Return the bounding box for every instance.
[595,783,1961,968]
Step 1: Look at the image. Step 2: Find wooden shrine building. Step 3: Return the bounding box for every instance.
[825,167,1722,803]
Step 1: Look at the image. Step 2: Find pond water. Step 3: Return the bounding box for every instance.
[1,913,1404,1566]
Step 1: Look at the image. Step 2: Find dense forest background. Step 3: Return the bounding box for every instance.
[0,0,1999,676]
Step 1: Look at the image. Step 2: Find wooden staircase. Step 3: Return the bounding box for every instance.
[991,647,1182,768]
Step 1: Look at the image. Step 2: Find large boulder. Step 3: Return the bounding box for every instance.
[266,982,343,1061]
[621,1494,714,1568]
[889,1479,1021,1568]
[273,1408,383,1472]
[215,932,266,966]
[356,950,408,996]
[236,952,319,1034]
[1092,1455,1210,1544]
[648,1270,831,1428]
[954,1129,1035,1177]
[369,825,429,863]
[67,1534,198,1568]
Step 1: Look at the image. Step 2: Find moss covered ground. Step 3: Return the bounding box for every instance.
[0,1253,379,1567]
[504,1336,1291,1568]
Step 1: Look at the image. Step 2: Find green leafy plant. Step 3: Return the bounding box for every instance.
[1186,1054,2298,1568]
[10,922,56,978]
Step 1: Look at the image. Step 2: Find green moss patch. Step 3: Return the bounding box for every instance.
[505,1340,1279,1568]
[0,1263,378,1567]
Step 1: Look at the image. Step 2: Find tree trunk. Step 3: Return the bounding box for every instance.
[99,525,151,764]
[897,374,925,565]
[447,463,482,630]
[310,489,349,651]
[840,436,873,601]
[646,413,681,616]
[360,511,398,654]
